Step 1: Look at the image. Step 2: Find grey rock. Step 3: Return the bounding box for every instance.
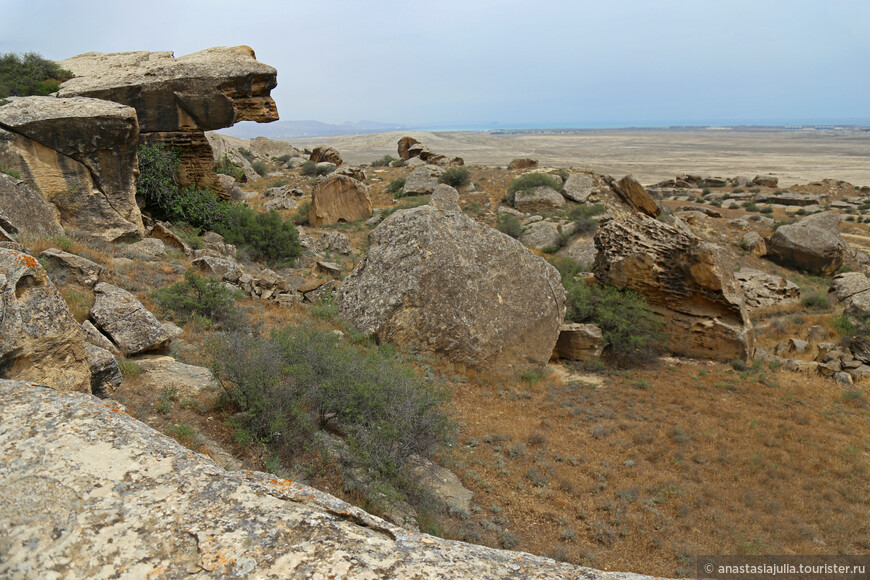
[263,196,299,211]
[521,220,562,250]
[122,238,166,261]
[299,229,353,256]
[508,158,538,170]
[430,184,460,211]
[135,355,217,398]
[766,212,848,274]
[90,283,172,356]
[741,231,767,257]
[834,371,854,385]
[0,248,91,392]
[514,186,566,213]
[734,268,800,311]
[407,455,474,515]
[753,175,779,188]
[558,237,598,266]
[829,272,870,302]
[403,165,443,196]
[81,319,119,355]
[193,256,243,282]
[554,323,604,361]
[39,248,103,288]
[561,173,594,203]
[806,325,831,343]
[338,201,565,371]
[85,343,121,397]
[150,222,193,255]
[0,172,64,239]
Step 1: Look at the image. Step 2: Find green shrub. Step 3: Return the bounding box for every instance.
[251,161,268,177]
[239,148,254,162]
[801,292,830,310]
[387,177,406,197]
[391,159,407,167]
[0,52,72,98]
[216,204,301,267]
[439,167,470,188]
[137,142,180,209]
[209,327,452,477]
[759,206,773,214]
[152,269,243,328]
[293,201,311,225]
[300,160,332,176]
[371,155,395,167]
[276,154,293,164]
[504,173,560,206]
[568,204,606,235]
[215,155,245,181]
[495,214,522,238]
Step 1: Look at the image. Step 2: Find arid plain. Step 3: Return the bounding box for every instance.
[291,127,870,187]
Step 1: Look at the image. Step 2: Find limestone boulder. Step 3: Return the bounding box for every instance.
[557,237,598,267]
[85,343,122,397]
[90,282,172,356]
[766,212,848,274]
[0,248,91,392]
[338,196,565,371]
[135,355,217,398]
[150,222,193,255]
[741,231,767,257]
[39,248,103,288]
[334,165,366,181]
[554,323,604,361]
[610,175,660,217]
[0,379,649,580]
[561,173,594,203]
[0,173,64,238]
[192,255,244,282]
[309,175,372,226]
[298,228,353,256]
[397,136,421,160]
[734,268,801,311]
[0,96,144,241]
[122,238,166,261]
[508,158,538,170]
[403,164,443,196]
[310,145,343,166]
[829,272,870,303]
[754,175,779,188]
[514,186,566,213]
[594,214,754,362]
[520,220,562,250]
[263,196,298,211]
[81,319,119,355]
[59,46,279,197]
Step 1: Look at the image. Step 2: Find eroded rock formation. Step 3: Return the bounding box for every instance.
[594,214,754,362]
[765,212,848,275]
[58,46,279,198]
[338,190,565,371]
[309,174,372,226]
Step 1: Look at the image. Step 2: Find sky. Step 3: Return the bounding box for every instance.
[2,0,868,128]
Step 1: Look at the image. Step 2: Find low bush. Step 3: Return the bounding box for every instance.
[251,161,268,177]
[152,269,243,328]
[216,204,301,267]
[292,201,311,225]
[0,52,72,98]
[209,327,452,478]
[371,155,395,167]
[300,160,332,176]
[239,148,254,162]
[215,155,245,181]
[568,203,606,235]
[439,167,470,188]
[504,173,560,206]
[391,159,407,167]
[801,292,830,310]
[387,177,406,197]
[496,214,523,238]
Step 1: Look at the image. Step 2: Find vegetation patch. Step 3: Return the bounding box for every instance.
[504,173,560,206]
[439,167,471,188]
[152,270,243,329]
[0,52,72,98]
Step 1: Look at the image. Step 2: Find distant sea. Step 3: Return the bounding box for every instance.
[414,119,870,132]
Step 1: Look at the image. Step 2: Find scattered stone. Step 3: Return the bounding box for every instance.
[740,231,767,257]
[610,175,660,217]
[806,325,830,343]
[81,320,119,355]
[397,136,420,160]
[834,371,854,385]
[554,323,604,361]
[561,174,594,203]
[263,196,298,211]
[729,218,749,229]
[556,237,597,266]
[85,343,121,398]
[829,272,870,302]
[429,184,460,211]
[514,186,566,213]
[122,238,166,261]
[508,158,538,170]
[734,268,800,311]
[334,165,366,181]
[90,283,172,356]
[135,355,217,398]
[403,165,444,196]
[338,198,565,371]
[594,214,754,362]
[0,248,91,392]
[193,255,244,282]
[520,220,561,250]
[766,212,849,274]
[309,175,372,226]
[775,338,809,357]
[310,146,343,166]
[753,175,779,188]
[39,248,103,288]
[407,455,474,515]
[315,261,343,278]
[150,222,192,255]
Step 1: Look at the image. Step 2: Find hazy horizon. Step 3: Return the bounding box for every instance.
[2,0,868,129]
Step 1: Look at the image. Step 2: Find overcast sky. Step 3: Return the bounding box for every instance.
[2,0,868,128]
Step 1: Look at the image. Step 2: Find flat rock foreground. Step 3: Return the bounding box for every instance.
[0,380,653,579]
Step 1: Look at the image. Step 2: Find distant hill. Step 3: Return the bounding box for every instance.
[220,119,408,140]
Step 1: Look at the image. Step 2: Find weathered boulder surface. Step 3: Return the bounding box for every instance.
[58,46,279,197]
[754,175,778,188]
[734,268,801,311]
[0,96,145,240]
[520,220,562,250]
[338,196,565,370]
[561,173,594,203]
[403,164,443,196]
[594,214,754,362]
[85,343,122,397]
[0,380,651,580]
[310,145,343,166]
[0,248,91,392]
[554,323,604,361]
[397,136,420,160]
[135,355,217,398]
[0,173,64,239]
[514,185,566,213]
[766,212,848,274]
[309,174,372,226]
[610,175,660,218]
[508,158,537,170]
[90,282,172,356]
[39,248,103,288]
[829,272,870,303]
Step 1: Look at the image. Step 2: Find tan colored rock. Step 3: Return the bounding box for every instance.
[611,175,660,217]
[594,214,754,362]
[310,145,343,166]
[734,268,800,311]
[135,355,217,398]
[398,136,420,160]
[0,96,144,241]
[766,212,848,274]
[508,158,538,170]
[309,174,372,226]
[0,379,653,579]
[81,319,119,355]
[753,175,778,187]
[150,222,193,255]
[90,282,172,356]
[0,248,91,392]
[562,173,594,203]
[741,231,767,257]
[554,323,604,361]
[39,248,103,288]
[85,343,121,397]
[514,185,566,213]
[338,199,565,371]
[59,46,279,197]
[403,164,443,196]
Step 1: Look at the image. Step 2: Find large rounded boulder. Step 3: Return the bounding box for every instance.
[337,187,565,371]
[765,212,848,274]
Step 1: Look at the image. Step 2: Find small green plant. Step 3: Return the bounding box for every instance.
[387,177,406,196]
[216,204,301,267]
[215,155,245,181]
[152,269,244,328]
[293,200,311,225]
[300,160,333,176]
[439,167,470,188]
[391,159,407,167]
[759,206,773,214]
[568,203,606,234]
[0,52,72,98]
[251,161,268,177]
[521,368,546,387]
[495,214,522,239]
[801,292,830,310]
[504,173,560,206]
[310,294,339,321]
[156,386,179,415]
[118,358,143,379]
[371,155,395,167]
[167,423,196,444]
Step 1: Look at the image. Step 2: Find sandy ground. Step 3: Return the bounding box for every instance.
[287,127,870,187]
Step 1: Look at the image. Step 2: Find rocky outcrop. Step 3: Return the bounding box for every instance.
[520,220,562,250]
[309,175,372,226]
[562,173,594,203]
[754,175,778,187]
[554,323,604,361]
[609,175,660,218]
[0,379,650,579]
[508,158,537,170]
[0,248,91,392]
[403,164,443,196]
[594,214,754,362]
[765,212,848,274]
[85,343,122,397]
[338,193,565,371]
[0,173,64,239]
[0,96,144,241]
[90,282,173,356]
[39,248,103,288]
[397,136,420,160]
[514,186,565,213]
[310,145,343,166]
[734,268,801,311]
[135,355,217,398]
[299,228,353,256]
[58,46,279,198]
